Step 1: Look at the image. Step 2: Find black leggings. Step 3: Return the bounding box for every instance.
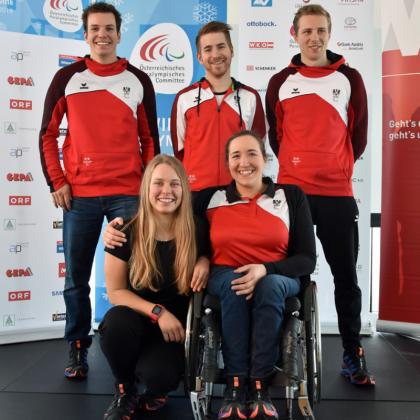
[99,305,185,394]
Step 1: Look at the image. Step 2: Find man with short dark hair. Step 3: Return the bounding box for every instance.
[171,21,266,191]
[39,1,159,388]
[266,4,375,386]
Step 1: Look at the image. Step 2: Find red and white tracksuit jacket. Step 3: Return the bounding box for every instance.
[266,51,367,197]
[171,78,266,191]
[39,56,159,197]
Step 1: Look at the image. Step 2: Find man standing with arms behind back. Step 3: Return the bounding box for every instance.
[266,4,375,386]
[39,2,159,380]
[171,21,266,191]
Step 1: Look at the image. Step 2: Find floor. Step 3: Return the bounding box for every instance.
[0,333,419,420]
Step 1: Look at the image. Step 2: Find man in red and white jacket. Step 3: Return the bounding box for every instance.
[171,21,266,191]
[266,4,375,386]
[39,2,159,382]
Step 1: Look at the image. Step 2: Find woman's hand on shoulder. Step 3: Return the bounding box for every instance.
[191,256,210,292]
[103,217,126,249]
[158,309,185,343]
[231,264,267,300]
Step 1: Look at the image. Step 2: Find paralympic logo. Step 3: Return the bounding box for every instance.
[50,0,78,11]
[140,34,185,63]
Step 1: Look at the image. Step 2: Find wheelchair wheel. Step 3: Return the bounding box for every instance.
[304,281,322,408]
[185,297,203,394]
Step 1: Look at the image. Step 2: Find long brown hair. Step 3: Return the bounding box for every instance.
[128,155,196,294]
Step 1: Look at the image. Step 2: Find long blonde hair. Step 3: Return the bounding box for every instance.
[128,155,196,295]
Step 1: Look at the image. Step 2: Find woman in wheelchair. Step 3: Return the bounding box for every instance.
[192,130,316,420]
[100,155,210,420]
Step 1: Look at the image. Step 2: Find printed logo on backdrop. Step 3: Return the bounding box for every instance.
[58,54,80,67]
[246,20,276,27]
[3,315,15,327]
[9,196,31,206]
[3,219,16,231]
[8,291,31,301]
[58,262,66,277]
[7,173,34,182]
[9,99,32,110]
[43,0,83,32]
[130,23,193,94]
[10,51,30,62]
[344,17,357,30]
[339,0,364,5]
[4,122,16,134]
[9,242,29,253]
[6,267,33,277]
[53,220,63,229]
[192,2,218,24]
[52,312,66,321]
[9,147,30,158]
[248,41,274,49]
[52,290,63,297]
[8,76,34,87]
[0,0,16,14]
[251,0,272,7]
[246,65,276,71]
[337,41,364,51]
[56,240,64,253]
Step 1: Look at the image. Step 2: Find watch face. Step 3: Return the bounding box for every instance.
[152,305,162,316]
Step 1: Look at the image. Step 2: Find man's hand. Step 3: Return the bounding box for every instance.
[158,309,185,343]
[231,264,267,300]
[51,184,72,211]
[191,256,210,292]
[103,217,126,249]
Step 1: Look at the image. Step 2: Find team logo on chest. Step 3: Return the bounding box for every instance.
[332,88,341,102]
[273,199,282,209]
[123,86,130,98]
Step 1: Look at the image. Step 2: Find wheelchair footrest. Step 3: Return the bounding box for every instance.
[297,381,315,420]
[190,390,209,420]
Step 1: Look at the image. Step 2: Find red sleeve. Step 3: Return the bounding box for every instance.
[39,72,67,192]
[340,66,368,161]
[266,69,294,157]
[250,90,266,139]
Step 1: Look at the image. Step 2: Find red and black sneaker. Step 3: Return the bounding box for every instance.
[218,376,248,420]
[104,383,138,420]
[248,379,278,420]
[139,393,168,411]
[341,347,376,386]
[64,340,88,380]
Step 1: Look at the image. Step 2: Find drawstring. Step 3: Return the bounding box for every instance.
[196,77,205,115]
[196,77,243,127]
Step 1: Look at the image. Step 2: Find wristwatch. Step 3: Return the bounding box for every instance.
[150,304,164,323]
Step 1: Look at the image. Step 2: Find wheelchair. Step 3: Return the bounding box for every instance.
[184,276,322,420]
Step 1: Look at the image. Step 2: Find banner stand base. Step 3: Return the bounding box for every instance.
[376,319,420,337]
[0,326,65,345]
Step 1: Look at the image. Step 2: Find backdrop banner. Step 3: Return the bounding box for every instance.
[378,0,420,335]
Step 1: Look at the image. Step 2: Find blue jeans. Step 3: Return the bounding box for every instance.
[207,265,300,378]
[63,195,139,347]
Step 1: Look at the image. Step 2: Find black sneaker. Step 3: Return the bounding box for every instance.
[104,383,138,420]
[64,340,88,379]
[218,376,248,419]
[248,379,278,420]
[341,346,375,386]
[138,392,168,411]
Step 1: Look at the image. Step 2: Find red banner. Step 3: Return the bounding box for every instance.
[379,49,420,330]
